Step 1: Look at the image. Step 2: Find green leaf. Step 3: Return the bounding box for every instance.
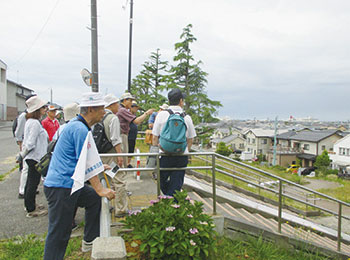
[181,241,187,249]
[189,247,195,256]
[130,241,139,248]
[139,243,147,252]
[159,243,164,252]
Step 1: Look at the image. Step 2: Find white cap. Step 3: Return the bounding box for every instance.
[48,105,57,111]
[79,92,106,107]
[26,96,47,113]
[104,94,119,107]
[120,92,135,101]
[159,104,169,110]
[63,103,79,121]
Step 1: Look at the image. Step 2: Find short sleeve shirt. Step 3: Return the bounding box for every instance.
[117,105,136,135]
[148,112,158,124]
[42,117,60,141]
[44,116,89,188]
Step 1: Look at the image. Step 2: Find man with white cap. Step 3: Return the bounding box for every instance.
[43,92,115,260]
[42,105,60,141]
[148,103,169,130]
[100,94,126,216]
[52,102,80,140]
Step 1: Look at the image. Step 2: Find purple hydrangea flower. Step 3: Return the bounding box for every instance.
[165,226,176,232]
[171,204,180,208]
[190,239,196,246]
[189,228,198,234]
[150,199,159,205]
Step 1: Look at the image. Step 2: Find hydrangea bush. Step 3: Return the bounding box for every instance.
[123,190,217,259]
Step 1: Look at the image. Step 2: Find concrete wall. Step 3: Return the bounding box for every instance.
[318,134,342,155]
[267,153,297,167]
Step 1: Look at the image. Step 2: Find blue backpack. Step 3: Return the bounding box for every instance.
[159,109,187,153]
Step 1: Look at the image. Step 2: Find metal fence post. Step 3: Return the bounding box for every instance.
[337,203,342,251]
[278,179,282,233]
[156,154,161,196]
[212,154,217,215]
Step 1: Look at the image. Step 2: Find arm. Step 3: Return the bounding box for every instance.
[15,113,26,142]
[89,175,116,200]
[152,135,159,146]
[133,109,154,125]
[187,138,193,151]
[109,117,123,166]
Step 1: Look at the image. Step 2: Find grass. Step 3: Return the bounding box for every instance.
[0,165,19,182]
[0,234,90,260]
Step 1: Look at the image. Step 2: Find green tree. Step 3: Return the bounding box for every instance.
[314,150,331,168]
[169,24,222,125]
[216,142,232,157]
[131,48,169,111]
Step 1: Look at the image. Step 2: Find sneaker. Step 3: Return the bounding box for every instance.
[24,204,45,212]
[82,240,93,252]
[26,208,48,218]
[126,191,132,197]
[18,193,24,199]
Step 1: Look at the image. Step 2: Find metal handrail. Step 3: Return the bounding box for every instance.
[99,151,348,251]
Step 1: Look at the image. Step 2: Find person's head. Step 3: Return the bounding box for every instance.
[119,92,135,109]
[79,92,106,126]
[63,102,79,122]
[25,96,48,120]
[159,103,169,112]
[168,89,186,107]
[130,101,139,115]
[104,94,120,114]
[47,105,57,119]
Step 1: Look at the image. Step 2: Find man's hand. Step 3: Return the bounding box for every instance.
[98,188,116,200]
[103,164,111,171]
[146,109,155,116]
[117,157,123,167]
[15,153,23,163]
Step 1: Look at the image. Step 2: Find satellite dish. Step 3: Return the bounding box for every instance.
[80,68,92,86]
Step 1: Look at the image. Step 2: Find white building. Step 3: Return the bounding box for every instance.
[0,59,7,120]
[330,135,350,171]
[7,80,34,120]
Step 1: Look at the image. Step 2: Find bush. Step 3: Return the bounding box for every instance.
[123,190,217,259]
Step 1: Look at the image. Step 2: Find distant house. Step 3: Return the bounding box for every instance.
[267,129,343,167]
[0,59,7,120]
[329,135,350,172]
[6,80,34,120]
[245,129,276,157]
[211,134,245,152]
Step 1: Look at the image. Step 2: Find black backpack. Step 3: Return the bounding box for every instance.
[92,112,113,153]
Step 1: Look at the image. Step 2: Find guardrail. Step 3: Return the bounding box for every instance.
[99,151,350,251]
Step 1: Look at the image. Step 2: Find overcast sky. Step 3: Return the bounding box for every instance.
[1,0,350,121]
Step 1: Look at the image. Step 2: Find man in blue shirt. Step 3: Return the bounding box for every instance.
[43,92,116,260]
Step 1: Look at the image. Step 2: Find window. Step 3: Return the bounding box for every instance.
[239,143,244,149]
[303,144,310,150]
[247,138,250,144]
[339,148,346,155]
[258,149,262,154]
[321,145,326,151]
[0,69,5,83]
[261,139,267,144]
[252,138,256,144]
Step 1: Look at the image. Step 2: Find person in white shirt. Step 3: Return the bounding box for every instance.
[16,96,49,218]
[152,89,196,196]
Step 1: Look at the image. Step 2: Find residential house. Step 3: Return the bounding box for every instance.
[329,135,350,172]
[267,129,343,167]
[245,129,276,157]
[6,80,34,120]
[211,134,245,152]
[0,59,7,120]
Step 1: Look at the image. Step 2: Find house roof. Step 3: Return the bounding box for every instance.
[297,153,316,161]
[212,134,244,144]
[247,129,275,138]
[277,129,342,143]
[7,79,34,92]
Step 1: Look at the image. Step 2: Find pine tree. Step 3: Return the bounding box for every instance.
[169,24,222,125]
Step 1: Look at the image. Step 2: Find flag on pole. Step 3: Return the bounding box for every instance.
[71,131,104,194]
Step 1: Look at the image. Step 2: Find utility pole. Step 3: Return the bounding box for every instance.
[50,88,53,104]
[127,0,134,93]
[273,116,278,166]
[91,0,99,92]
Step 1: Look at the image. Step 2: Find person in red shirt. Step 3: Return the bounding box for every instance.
[42,105,60,141]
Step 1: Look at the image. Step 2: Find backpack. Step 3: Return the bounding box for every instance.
[12,116,18,137]
[92,112,113,153]
[159,109,187,153]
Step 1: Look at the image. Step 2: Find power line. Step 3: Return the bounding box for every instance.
[10,0,61,67]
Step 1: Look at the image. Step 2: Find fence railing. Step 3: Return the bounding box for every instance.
[99,151,350,251]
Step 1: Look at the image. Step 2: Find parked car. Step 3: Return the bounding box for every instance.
[286,164,299,174]
[301,166,317,176]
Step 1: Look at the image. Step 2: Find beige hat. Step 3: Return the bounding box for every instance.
[120,92,135,101]
[63,103,79,121]
[159,103,169,110]
[26,96,47,113]
[104,94,119,107]
[79,92,106,107]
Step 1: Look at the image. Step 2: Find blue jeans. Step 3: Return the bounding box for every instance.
[159,155,188,196]
[44,185,101,260]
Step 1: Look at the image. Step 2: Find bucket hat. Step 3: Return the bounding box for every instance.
[104,94,119,107]
[79,92,106,107]
[120,92,135,101]
[26,96,47,113]
[63,103,79,121]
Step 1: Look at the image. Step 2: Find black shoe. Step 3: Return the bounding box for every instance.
[127,164,133,168]
[18,193,24,199]
[36,190,39,195]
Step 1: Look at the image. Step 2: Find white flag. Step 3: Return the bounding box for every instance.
[71,131,104,194]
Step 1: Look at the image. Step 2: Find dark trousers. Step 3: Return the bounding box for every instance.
[24,159,41,212]
[159,155,188,196]
[44,185,101,260]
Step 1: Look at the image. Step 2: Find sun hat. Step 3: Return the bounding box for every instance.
[120,92,135,101]
[26,96,48,113]
[131,100,139,107]
[104,94,119,107]
[79,92,106,107]
[63,103,79,121]
[168,89,186,102]
[159,103,169,110]
[48,105,57,111]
